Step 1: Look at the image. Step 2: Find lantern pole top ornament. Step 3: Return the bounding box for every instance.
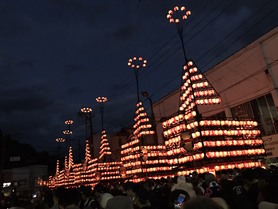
[167,6,191,24]
[127,56,147,69]
[96,96,108,103]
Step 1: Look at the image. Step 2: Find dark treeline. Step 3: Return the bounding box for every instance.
[0,131,56,172]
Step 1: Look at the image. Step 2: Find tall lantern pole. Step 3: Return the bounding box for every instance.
[96,97,111,162]
[96,97,108,131]
[165,5,222,165]
[141,91,158,145]
[55,137,65,159]
[63,120,73,147]
[167,6,191,62]
[128,56,155,147]
[80,107,94,158]
[127,56,147,102]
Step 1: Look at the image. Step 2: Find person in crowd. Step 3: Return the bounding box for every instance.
[171,176,196,199]
[159,178,173,209]
[257,182,278,209]
[202,173,220,198]
[18,165,278,209]
[210,197,229,209]
[223,170,256,209]
[99,193,113,209]
[0,193,7,209]
[169,176,196,209]
[57,188,80,209]
[241,168,272,209]
[93,184,107,201]
[134,188,151,209]
[182,196,224,209]
[109,183,125,196]
[48,188,60,209]
[33,188,55,209]
[106,195,133,209]
[124,182,140,208]
[142,180,162,209]
[79,186,99,209]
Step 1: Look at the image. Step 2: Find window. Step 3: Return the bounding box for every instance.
[231,102,254,119]
[209,111,226,119]
[231,93,278,136]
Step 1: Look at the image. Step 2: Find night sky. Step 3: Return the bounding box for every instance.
[0,0,277,154]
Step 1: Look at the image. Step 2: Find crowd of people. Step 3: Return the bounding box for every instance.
[1,166,278,209]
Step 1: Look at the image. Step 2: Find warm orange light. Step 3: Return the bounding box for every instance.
[96,96,108,103]
[65,120,73,125]
[167,6,191,24]
[127,56,147,69]
[63,130,72,135]
[81,107,92,113]
[56,137,65,143]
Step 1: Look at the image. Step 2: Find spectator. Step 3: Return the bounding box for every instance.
[57,188,80,209]
[124,182,140,207]
[211,197,229,209]
[99,193,113,209]
[106,196,133,209]
[257,183,278,205]
[171,176,196,199]
[79,186,99,209]
[202,173,220,198]
[182,196,224,209]
[134,188,151,209]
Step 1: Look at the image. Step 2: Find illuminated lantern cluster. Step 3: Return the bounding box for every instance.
[121,139,140,149]
[85,140,91,163]
[97,162,123,181]
[95,96,124,182]
[121,135,142,179]
[162,66,265,169]
[128,57,147,69]
[167,6,191,24]
[56,137,65,143]
[68,147,74,169]
[99,130,112,160]
[63,130,72,135]
[96,97,108,103]
[133,102,155,138]
[180,60,221,113]
[177,161,262,176]
[55,160,60,176]
[199,120,258,127]
[120,100,173,181]
[121,139,176,181]
[206,149,265,158]
[81,107,92,113]
[65,120,73,125]
[64,156,68,171]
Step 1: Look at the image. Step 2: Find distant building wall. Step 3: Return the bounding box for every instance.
[109,128,133,161]
[9,165,48,192]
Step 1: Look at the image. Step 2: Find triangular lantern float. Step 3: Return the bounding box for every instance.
[96,96,123,182]
[162,5,265,175]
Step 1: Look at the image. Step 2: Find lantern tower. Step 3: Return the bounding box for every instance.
[162,5,265,175]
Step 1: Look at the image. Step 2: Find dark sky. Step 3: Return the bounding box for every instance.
[0,0,277,154]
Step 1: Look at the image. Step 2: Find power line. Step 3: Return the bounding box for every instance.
[200,0,277,70]
[103,1,277,132]
[147,0,277,102]
[107,1,230,101]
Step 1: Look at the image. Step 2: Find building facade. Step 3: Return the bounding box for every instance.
[2,165,48,193]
